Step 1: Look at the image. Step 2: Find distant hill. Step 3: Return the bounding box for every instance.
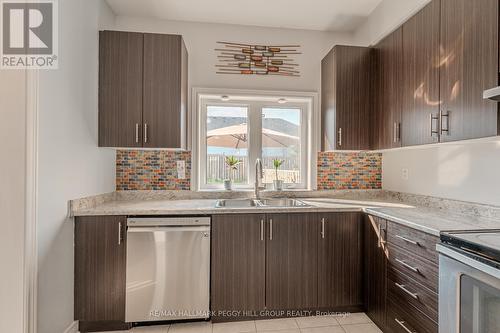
[207,117,299,136]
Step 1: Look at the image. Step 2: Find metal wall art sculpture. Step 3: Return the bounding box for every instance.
[215,41,301,77]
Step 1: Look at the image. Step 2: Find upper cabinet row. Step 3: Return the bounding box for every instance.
[322,0,499,151]
[99,31,188,148]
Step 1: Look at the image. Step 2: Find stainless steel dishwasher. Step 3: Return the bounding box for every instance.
[125,217,210,323]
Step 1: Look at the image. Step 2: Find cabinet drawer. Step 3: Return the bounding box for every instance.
[388,244,438,293]
[387,222,439,264]
[387,298,438,333]
[388,271,438,322]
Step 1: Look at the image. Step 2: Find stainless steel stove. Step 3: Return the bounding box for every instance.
[438,230,500,333]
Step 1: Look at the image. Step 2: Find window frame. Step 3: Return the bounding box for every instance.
[192,88,319,191]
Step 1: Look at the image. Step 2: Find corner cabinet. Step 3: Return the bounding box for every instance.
[98,30,188,149]
[318,213,364,311]
[321,45,372,151]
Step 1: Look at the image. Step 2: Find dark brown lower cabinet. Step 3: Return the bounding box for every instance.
[74,216,130,332]
[266,213,319,311]
[318,213,364,311]
[211,214,266,322]
[364,215,388,330]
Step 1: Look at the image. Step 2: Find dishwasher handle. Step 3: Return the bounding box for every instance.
[127,226,210,233]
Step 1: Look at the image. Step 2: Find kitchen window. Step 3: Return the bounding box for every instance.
[196,92,314,190]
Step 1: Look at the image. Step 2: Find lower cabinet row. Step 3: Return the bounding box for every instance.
[74,213,439,332]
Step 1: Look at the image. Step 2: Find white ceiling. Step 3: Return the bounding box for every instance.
[105,0,383,32]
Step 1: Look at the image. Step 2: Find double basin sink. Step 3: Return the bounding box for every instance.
[215,198,310,208]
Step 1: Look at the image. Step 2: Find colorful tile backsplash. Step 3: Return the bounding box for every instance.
[116,150,191,191]
[317,152,382,190]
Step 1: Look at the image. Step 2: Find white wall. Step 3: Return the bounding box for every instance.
[383,138,500,206]
[36,1,116,333]
[113,17,354,93]
[354,0,500,206]
[353,0,430,45]
[0,69,27,333]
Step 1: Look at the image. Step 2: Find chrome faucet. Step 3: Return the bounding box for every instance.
[254,158,265,199]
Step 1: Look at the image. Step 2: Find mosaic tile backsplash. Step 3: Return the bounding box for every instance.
[116,150,191,191]
[317,152,382,190]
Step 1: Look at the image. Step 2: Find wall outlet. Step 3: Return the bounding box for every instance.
[177,160,186,179]
[401,168,409,181]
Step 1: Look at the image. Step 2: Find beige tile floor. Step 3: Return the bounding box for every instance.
[96,313,382,333]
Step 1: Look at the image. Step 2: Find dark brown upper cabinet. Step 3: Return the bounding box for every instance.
[266,213,318,311]
[372,28,403,149]
[318,213,364,311]
[321,45,372,151]
[439,0,499,142]
[99,30,188,148]
[401,0,441,147]
[98,31,143,148]
[211,214,266,322]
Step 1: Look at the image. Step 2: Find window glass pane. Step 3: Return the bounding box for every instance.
[206,106,248,185]
[261,107,301,185]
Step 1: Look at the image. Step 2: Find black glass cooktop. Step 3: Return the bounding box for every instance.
[441,230,500,269]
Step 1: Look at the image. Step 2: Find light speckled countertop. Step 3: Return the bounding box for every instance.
[71,193,500,236]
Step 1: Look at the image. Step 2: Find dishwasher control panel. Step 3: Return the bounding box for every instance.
[127,217,211,227]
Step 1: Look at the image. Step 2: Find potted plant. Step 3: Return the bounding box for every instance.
[273,159,284,191]
[224,156,241,190]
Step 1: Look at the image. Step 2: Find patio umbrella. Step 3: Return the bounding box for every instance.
[207,123,299,148]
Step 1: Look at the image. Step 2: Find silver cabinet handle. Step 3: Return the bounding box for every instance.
[321,218,325,239]
[395,318,416,333]
[395,234,420,246]
[118,222,122,245]
[393,122,398,143]
[338,127,342,147]
[135,123,139,143]
[440,110,450,136]
[269,219,273,240]
[260,219,264,241]
[395,282,419,299]
[396,258,419,273]
[144,123,148,143]
[430,113,439,136]
[397,122,401,142]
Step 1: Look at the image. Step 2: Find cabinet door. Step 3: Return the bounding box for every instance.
[401,0,441,146]
[74,216,127,323]
[143,34,187,148]
[99,31,143,148]
[266,213,318,310]
[318,213,364,310]
[373,28,403,149]
[335,46,372,150]
[211,214,266,320]
[440,0,498,142]
[364,215,388,330]
[321,48,336,151]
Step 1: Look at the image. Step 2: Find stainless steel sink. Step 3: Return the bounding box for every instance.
[215,199,260,208]
[258,198,310,207]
